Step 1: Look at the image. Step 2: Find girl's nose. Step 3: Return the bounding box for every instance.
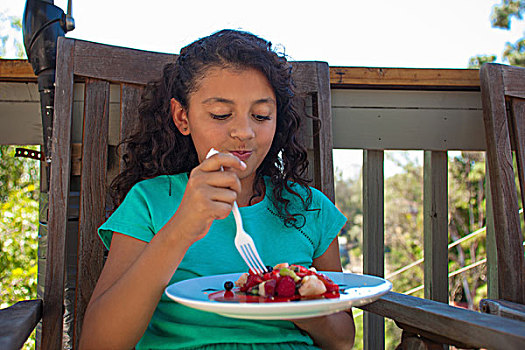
[230,115,255,140]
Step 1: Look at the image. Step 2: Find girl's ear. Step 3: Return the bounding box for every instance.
[170,98,190,135]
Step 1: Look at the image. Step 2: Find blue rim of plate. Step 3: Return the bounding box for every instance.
[165,271,392,320]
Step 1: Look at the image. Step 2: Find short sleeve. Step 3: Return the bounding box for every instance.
[311,188,347,259]
[98,183,155,249]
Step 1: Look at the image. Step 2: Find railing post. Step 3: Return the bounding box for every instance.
[423,151,449,303]
[363,150,385,350]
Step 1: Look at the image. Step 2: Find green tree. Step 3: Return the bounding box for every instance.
[0,12,25,58]
[0,146,40,350]
[469,0,524,67]
[1,13,38,350]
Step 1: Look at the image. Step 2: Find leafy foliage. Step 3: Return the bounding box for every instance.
[335,151,490,349]
[469,0,525,67]
[0,146,40,350]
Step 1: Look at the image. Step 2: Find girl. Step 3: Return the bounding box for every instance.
[79,29,355,350]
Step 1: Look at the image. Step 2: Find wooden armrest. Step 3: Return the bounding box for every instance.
[358,292,525,349]
[480,298,525,322]
[0,299,43,350]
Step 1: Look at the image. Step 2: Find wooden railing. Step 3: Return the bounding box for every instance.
[2,60,525,349]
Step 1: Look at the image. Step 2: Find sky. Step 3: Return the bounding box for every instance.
[2,0,524,178]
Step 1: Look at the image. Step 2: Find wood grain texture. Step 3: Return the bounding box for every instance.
[73,79,111,347]
[484,164,499,299]
[42,37,75,350]
[363,150,385,350]
[510,99,525,211]
[292,61,336,201]
[1,59,483,89]
[311,62,335,202]
[423,151,448,303]
[361,292,525,349]
[120,84,142,143]
[480,298,525,322]
[480,63,525,304]
[72,39,175,85]
[330,66,480,89]
[503,66,525,99]
[0,59,37,82]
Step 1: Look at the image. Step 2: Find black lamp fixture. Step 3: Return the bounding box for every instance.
[22,0,74,186]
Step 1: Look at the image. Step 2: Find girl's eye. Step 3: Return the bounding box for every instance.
[253,114,271,121]
[211,113,231,120]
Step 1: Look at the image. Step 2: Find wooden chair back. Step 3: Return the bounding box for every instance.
[43,37,336,349]
[480,62,525,304]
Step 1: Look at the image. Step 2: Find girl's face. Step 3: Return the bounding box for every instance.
[172,67,277,188]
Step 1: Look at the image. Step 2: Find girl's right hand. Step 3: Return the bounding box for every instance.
[171,151,247,244]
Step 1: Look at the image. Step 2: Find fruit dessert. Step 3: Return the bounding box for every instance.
[212,263,340,302]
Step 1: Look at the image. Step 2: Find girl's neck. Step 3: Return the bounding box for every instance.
[237,175,265,207]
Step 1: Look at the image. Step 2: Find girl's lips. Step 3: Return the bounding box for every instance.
[231,151,252,162]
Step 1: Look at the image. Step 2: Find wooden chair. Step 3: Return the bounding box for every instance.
[479,62,525,315]
[3,41,525,350]
[0,37,336,349]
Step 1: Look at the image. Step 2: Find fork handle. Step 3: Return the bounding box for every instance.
[206,148,245,232]
[232,201,244,231]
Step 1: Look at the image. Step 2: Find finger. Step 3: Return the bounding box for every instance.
[205,185,239,205]
[189,169,242,195]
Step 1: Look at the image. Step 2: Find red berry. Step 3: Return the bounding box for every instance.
[263,272,273,281]
[276,276,296,297]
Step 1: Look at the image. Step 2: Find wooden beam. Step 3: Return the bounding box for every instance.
[330,66,480,89]
[0,59,481,89]
[0,59,36,82]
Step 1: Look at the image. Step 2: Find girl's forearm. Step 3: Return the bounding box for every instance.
[79,220,195,349]
[293,310,355,350]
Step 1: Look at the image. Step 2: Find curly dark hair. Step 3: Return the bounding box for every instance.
[111,29,315,227]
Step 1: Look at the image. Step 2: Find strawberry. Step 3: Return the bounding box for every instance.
[276,276,296,297]
[241,274,263,292]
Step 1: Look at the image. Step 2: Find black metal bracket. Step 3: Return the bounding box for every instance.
[15,147,44,161]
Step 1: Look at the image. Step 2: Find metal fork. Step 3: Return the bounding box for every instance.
[231,201,267,274]
[206,148,267,274]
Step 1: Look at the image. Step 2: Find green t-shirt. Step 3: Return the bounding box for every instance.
[99,174,347,350]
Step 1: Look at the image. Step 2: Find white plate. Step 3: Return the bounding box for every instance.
[165,272,392,320]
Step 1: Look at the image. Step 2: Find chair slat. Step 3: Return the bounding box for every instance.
[42,37,75,350]
[73,78,111,347]
[120,84,142,142]
[311,62,336,202]
[510,99,525,212]
[73,39,175,85]
[484,164,499,299]
[423,151,449,303]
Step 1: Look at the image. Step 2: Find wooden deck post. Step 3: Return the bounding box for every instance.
[363,150,385,350]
